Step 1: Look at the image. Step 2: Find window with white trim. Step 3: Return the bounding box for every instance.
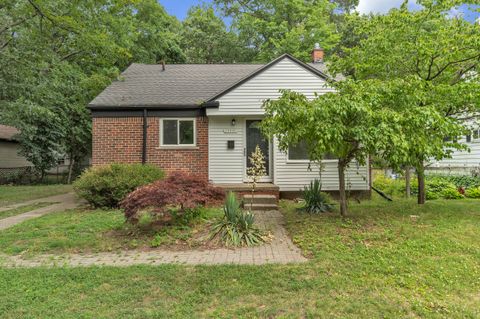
[473,129,480,141]
[287,140,336,161]
[160,118,195,146]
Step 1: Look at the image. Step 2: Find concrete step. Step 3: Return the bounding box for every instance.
[243,203,278,211]
[242,194,277,204]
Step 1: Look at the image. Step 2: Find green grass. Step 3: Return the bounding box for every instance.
[0,208,222,255]
[0,184,72,206]
[0,202,54,220]
[0,198,479,318]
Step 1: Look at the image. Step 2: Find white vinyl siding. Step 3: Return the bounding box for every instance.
[429,117,480,171]
[206,57,333,116]
[208,117,245,183]
[429,137,480,169]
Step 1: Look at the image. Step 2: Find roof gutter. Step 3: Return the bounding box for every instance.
[201,100,219,108]
[87,102,219,110]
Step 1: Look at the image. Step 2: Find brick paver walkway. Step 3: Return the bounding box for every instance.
[0,193,80,231]
[0,210,307,267]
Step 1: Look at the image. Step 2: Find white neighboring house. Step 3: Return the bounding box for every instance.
[428,116,480,175]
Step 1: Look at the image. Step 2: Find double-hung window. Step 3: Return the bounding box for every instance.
[287,140,336,161]
[160,118,196,146]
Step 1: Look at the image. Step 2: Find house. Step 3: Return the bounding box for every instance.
[0,124,89,184]
[88,47,371,199]
[0,124,30,168]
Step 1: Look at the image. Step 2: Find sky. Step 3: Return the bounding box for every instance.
[160,0,480,22]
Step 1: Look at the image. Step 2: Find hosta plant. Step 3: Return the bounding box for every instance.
[301,179,334,213]
[465,187,480,199]
[210,192,264,247]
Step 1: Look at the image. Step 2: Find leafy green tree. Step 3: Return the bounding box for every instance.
[262,80,396,216]
[131,0,185,64]
[181,5,252,63]
[331,1,480,204]
[8,100,65,180]
[0,0,184,181]
[214,0,339,62]
[332,0,359,13]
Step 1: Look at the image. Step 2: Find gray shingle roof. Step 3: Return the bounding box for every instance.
[89,63,263,108]
[88,55,339,109]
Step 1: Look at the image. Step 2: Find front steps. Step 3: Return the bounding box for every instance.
[242,194,278,211]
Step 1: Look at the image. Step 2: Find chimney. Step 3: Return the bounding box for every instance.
[311,43,324,63]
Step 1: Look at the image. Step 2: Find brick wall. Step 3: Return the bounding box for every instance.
[92,116,209,180]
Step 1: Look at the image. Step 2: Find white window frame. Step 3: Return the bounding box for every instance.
[159,118,196,147]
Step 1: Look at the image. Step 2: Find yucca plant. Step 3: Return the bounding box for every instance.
[210,192,264,246]
[301,179,334,213]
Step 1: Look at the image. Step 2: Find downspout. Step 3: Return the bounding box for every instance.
[142,108,147,164]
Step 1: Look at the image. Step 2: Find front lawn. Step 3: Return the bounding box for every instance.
[0,208,222,255]
[0,184,72,206]
[0,197,479,318]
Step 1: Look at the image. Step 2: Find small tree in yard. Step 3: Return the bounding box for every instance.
[262,81,395,217]
[246,145,267,211]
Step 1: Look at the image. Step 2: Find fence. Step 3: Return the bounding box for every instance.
[0,164,90,185]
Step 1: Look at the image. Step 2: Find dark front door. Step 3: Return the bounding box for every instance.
[246,120,270,179]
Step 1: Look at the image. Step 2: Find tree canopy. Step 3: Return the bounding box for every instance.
[181,5,253,63]
[0,0,184,179]
[213,0,341,62]
[329,0,480,203]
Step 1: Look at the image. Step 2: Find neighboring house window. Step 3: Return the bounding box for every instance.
[473,129,480,141]
[287,140,336,161]
[160,118,195,146]
[466,134,472,143]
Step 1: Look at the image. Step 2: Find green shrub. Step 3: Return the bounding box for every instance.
[424,180,462,200]
[426,179,453,194]
[465,187,480,199]
[73,163,164,208]
[426,190,440,200]
[427,174,480,189]
[373,174,411,197]
[441,187,464,199]
[210,192,264,247]
[374,172,477,200]
[301,179,334,213]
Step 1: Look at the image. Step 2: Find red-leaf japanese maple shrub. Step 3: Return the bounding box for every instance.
[120,171,225,224]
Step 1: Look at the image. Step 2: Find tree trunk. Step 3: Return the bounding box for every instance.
[417,166,426,204]
[405,167,411,198]
[40,169,45,183]
[67,157,75,184]
[338,161,347,217]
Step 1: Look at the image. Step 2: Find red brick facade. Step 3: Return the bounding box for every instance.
[92,116,209,180]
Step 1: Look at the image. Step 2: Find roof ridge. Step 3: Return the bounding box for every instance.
[128,63,266,66]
